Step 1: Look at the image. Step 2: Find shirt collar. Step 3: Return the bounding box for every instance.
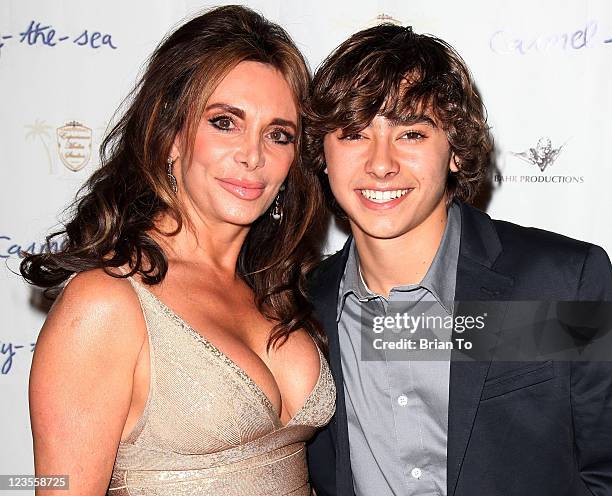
[336,201,461,320]
[420,201,461,313]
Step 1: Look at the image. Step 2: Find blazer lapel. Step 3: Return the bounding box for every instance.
[310,239,353,493]
[447,203,514,496]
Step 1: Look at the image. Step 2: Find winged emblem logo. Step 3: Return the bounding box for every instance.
[512,137,565,172]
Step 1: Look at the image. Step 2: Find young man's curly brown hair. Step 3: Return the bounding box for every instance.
[306,24,493,215]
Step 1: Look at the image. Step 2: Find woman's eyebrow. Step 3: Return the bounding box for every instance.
[206,103,297,131]
[270,118,297,131]
[205,103,245,118]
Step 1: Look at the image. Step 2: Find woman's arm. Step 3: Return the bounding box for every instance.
[29,270,146,495]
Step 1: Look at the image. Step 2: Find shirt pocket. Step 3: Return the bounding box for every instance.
[480,361,555,401]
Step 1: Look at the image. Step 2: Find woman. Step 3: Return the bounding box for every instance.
[21,6,335,495]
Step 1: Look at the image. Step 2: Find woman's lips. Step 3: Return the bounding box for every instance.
[217,178,266,200]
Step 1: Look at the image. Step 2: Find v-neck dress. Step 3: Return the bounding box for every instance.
[107,277,336,495]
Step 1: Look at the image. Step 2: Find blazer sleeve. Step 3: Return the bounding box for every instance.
[307,423,337,496]
[571,244,612,495]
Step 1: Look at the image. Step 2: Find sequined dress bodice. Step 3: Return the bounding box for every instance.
[107,278,336,495]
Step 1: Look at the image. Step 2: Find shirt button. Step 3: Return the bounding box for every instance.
[411,467,422,479]
[397,395,408,406]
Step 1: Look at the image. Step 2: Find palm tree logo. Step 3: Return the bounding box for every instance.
[25,120,54,173]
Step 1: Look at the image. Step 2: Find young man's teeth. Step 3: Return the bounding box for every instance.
[360,189,409,202]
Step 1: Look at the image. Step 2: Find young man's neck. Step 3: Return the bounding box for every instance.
[351,201,449,298]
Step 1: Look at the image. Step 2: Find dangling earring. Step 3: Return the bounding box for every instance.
[271,183,285,221]
[167,156,178,193]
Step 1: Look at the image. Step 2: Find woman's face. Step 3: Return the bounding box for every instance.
[174,61,298,228]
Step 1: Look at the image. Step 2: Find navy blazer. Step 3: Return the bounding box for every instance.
[307,202,612,496]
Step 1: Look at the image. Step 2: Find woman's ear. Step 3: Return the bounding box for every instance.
[170,136,181,162]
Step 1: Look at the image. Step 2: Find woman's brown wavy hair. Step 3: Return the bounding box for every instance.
[20,5,327,352]
[306,24,493,215]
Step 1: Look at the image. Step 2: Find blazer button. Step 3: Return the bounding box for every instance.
[411,467,422,479]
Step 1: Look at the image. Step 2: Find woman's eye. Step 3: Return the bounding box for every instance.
[209,116,235,131]
[268,129,294,145]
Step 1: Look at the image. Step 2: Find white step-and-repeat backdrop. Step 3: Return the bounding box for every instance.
[1,0,611,489]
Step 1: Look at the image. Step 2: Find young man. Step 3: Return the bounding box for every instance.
[306,25,612,496]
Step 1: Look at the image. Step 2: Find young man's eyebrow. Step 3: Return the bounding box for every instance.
[387,115,437,128]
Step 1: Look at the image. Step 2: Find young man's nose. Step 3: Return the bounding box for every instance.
[365,139,399,179]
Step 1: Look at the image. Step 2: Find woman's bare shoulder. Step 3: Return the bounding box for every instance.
[43,268,147,352]
[29,268,149,492]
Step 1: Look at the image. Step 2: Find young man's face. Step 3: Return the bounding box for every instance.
[323,114,458,241]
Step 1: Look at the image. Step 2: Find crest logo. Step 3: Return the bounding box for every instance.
[56,121,92,172]
[362,13,403,29]
[374,13,402,25]
[511,137,565,172]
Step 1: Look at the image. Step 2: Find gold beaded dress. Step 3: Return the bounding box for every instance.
[107,277,336,495]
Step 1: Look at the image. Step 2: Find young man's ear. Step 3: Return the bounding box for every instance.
[450,153,460,173]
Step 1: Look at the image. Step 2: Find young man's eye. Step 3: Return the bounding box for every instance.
[209,115,235,131]
[401,131,425,141]
[268,128,295,145]
[340,133,363,141]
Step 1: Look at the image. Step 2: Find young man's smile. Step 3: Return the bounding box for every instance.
[356,187,413,209]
